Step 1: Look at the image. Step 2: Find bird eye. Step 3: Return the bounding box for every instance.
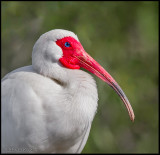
[64,42,71,47]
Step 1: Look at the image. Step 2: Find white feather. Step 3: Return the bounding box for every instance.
[1,29,98,153]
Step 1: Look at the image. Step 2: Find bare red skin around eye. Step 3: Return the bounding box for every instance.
[56,37,84,69]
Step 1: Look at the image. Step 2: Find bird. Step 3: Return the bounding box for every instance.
[1,29,135,153]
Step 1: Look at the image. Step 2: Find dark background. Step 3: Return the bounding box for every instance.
[1,1,158,153]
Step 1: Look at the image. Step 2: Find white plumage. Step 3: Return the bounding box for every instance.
[1,29,134,153]
[2,30,98,153]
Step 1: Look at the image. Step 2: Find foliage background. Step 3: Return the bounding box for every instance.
[1,1,158,153]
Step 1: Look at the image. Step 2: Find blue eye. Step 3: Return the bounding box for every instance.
[65,42,71,47]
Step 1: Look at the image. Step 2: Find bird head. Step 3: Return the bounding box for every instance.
[32,29,135,122]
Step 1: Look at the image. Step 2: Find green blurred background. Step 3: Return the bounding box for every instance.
[1,1,158,153]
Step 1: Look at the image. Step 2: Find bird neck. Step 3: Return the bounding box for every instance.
[32,61,70,86]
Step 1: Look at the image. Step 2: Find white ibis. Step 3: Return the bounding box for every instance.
[1,29,134,153]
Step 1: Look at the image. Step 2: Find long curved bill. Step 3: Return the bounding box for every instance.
[74,51,135,122]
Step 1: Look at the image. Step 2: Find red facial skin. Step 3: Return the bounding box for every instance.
[56,37,83,69]
[56,37,135,122]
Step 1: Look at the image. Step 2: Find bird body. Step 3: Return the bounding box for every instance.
[2,29,134,153]
[2,65,97,153]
